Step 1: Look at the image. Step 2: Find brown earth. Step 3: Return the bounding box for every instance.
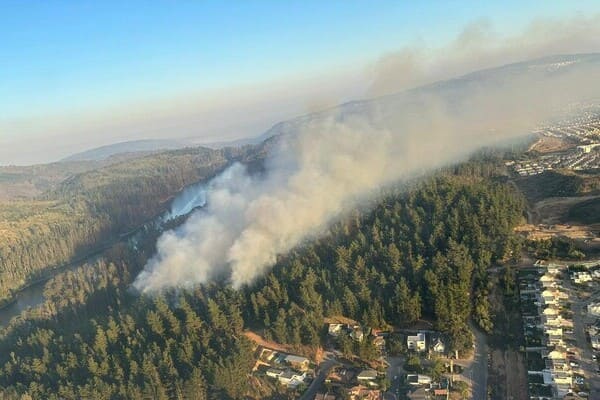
[528,136,575,154]
[487,265,529,400]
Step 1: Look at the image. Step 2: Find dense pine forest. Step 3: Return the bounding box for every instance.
[0,146,261,304]
[0,160,526,399]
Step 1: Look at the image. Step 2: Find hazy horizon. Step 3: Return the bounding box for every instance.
[1,1,600,165]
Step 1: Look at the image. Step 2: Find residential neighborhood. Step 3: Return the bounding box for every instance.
[518,260,600,399]
[246,319,480,400]
[507,112,600,176]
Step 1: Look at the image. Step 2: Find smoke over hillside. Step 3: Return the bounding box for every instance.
[133,51,600,292]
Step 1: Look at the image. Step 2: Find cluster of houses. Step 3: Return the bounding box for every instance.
[506,114,600,176]
[586,320,600,352]
[315,366,384,400]
[327,322,386,352]
[406,331,446,356]
[519,263,584,398]
[404,332,449,400]
[571,269,600,285]
[508,145,600,176]
[255,347,312,389]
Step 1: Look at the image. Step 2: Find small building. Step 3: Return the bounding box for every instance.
[372,335,386,351]
[328,323,344,337]
[407,387,431,400]
[588,303,600,316]
[284,354,310,371]
[433,389,449,399]
[278,370,307,388]
[266,368,284,378]
[407,374,432,386]
[591,335,600,350]
[314,393,336,400]
[356,369,378,382]
[350,327,365,342]
[346,385,381,400]
[407,332,426,352]
[430,337,445,354]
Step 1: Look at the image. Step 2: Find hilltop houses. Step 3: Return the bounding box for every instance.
[254,346,313,389]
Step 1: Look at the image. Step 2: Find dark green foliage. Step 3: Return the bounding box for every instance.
[245,175,525,352]
[0,146,243,303]
[0,253,253,400]
[527,237,585,260]
[0,163,526,398]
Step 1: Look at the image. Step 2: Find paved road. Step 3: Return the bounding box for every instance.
[469,327,489,400]
[299,356,338,400]
[385,356,405,399]
[567,281,600,397]
[451,326,488,400]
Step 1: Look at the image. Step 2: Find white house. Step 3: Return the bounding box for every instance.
[277,370,306,388]
[407,332,426,352]
[407,374,432,386]
[588,303,600,316]
[430,337,445,354]
[328,323,344,337]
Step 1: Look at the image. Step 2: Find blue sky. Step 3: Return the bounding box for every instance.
[1,1,599,164]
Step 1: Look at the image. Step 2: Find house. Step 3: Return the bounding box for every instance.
[433,389,449,399]
[346,385,381,400]
[314,394,336,400]
[407,332,426,352]
[541,289,559,306]
[372,335,386,351]
[356,369,378,382]
[591,334,600,350]
[277,370,307,388]
[325,367,355,386]
[350,326,365,342]
[284,354,310,371]
[266,368,284,378]
[430,337,445,354]
[328,323,344,337]
[546,263,562,275]
[407,387,431,400]
[588,303,600,316]
[407,374,432,386]
[543,307,559,323]
[572,271,592,284]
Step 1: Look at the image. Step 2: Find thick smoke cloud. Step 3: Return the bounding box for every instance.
[133,52,600,292]
[369,14,600,96]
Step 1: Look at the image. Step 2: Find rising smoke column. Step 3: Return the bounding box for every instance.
[133,55,600,293]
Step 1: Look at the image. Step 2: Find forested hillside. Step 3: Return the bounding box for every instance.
[245,169,525,351]
[0,161,526,399]
[0,146,251,304]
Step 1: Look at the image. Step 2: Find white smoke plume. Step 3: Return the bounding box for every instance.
[133,51,600,292]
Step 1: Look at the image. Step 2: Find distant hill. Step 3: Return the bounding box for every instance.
[60,53,600,164]
[60,139,192,162]
[61,133,273,162]
[261,53,600,140]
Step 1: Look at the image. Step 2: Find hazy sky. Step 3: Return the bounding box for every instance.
[1,1,599,165]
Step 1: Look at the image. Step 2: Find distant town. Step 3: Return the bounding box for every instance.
[508,108,600,176]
